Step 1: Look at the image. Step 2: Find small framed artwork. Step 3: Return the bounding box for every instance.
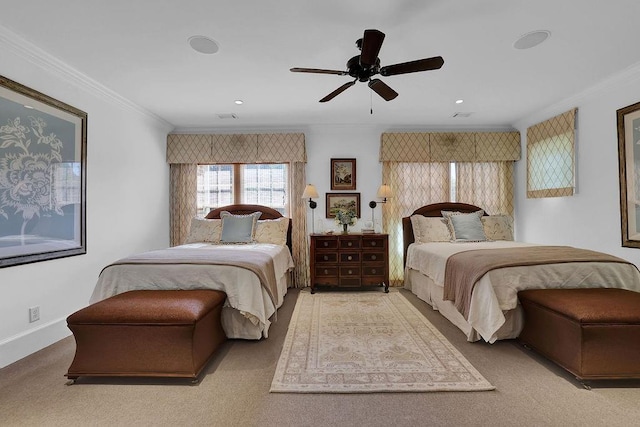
[330,158,356,190]
[326,193,360,219]
[0,75,87,267]
[617,100,640,248]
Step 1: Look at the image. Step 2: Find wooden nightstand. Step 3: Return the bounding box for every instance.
[310,233,389,293]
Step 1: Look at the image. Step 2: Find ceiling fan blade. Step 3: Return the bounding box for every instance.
[379,56,444,76]
[290,67,348,76]
[359,29,385,67]
[368,79,398,101]
[319,80,356,103]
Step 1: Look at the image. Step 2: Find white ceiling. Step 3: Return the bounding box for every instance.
[1,0,639,131]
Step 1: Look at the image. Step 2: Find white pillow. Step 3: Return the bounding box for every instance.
[254,217,290,246]
[441,210,487,242]
[410,215,452,243]
[220,211,262,243]
[481,215,514,241]
[186,218,222,243]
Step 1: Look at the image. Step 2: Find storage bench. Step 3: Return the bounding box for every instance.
[518,288,640,382]
[66,289,227,383]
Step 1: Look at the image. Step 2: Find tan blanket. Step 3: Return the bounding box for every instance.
[101,246,279,307]
[443,246,633,319]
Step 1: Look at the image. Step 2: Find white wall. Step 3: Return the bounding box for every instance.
[304,124,387,233]
[513,64,640,267]
[0,29,173,367]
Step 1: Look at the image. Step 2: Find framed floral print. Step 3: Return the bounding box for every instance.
[330,158,356,190]
[0,75,87,267]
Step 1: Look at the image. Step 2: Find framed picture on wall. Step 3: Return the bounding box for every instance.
[326,193,360,219]
[617,100,640,248]
[0,75,87,267]
[330,158,356,190]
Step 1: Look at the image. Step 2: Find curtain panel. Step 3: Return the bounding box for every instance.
[167,133,310,288]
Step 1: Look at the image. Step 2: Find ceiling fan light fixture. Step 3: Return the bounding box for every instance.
[513,30,550,50]
[188,35,220,54]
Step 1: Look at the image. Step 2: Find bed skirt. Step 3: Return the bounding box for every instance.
[404,268,523,343]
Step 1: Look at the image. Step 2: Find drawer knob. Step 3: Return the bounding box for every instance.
[347,242,352,247]
[371,255,376,260]
[323,242,328,247]
[347,255,352,261]
[348,269,353,274]
[372,269,377,274]
[324,269,328,274]
[324,255,329,261]
[371,241,377,246]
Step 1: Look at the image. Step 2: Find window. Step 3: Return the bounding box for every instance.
[527,109,577,198]
[197,163,288,216]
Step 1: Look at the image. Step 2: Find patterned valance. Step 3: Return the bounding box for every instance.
[167,132,306,164]
[380,131,521,163]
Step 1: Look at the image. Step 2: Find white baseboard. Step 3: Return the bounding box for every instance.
[0,317,71,369]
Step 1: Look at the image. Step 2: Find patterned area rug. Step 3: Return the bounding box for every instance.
[270,290,495,393]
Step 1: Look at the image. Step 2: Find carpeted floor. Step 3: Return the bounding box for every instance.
[1,288,640,426]
[271,290,494,393]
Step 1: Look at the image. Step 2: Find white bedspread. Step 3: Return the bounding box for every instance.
[405,241,640,342]
[90,243,294,339]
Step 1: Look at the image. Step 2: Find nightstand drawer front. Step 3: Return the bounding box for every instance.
[315,238,338,250]
[362,265,385,276]
[315,252,338,263]
[339,238,361,249]
[340,266,361,277]
[363,237,386,249]
[315,266,338,277]
[340,252,360,263]
[362,252,384,262]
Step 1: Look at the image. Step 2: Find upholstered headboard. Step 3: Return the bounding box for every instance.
[205,204,293,251]
[402,202,485,266]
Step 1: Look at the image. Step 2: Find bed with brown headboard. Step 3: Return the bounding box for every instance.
[403,202,640,343]
[90,204,294,340]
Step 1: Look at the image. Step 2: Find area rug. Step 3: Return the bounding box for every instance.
[270,290,495,393]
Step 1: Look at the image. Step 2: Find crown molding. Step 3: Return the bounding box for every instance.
[0,25,174,131]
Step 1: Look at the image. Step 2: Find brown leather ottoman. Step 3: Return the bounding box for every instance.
[518,288,640,382]
[66,289,227,383]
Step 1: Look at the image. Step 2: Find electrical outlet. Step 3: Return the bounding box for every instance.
[29,306,40,323]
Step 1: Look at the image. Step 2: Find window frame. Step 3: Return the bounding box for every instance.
[197,163,289,217]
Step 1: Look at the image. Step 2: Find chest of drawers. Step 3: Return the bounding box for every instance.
[310,233,389,293]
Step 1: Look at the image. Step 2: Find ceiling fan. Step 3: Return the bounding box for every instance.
[290,29,444,103]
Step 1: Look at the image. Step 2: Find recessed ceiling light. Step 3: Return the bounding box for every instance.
[24,105,34,109]
[455,99,464,104]
[234,100,244,105]
[188,35,219,54]
[513,30,551,50]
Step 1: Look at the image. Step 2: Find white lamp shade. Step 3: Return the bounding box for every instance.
[302,184,319,199]
[376,184,392,199]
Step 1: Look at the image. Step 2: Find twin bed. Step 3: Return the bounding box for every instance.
[90,204,294,340]
[403,202,640,343]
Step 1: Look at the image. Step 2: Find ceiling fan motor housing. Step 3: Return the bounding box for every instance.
[347,55,380,82]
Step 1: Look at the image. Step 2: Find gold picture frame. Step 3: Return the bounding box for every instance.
[0,75,87,267]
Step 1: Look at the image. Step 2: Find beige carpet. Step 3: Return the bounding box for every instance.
[270,290,495,393]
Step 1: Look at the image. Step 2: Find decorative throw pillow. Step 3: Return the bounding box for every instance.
[185,218,222,243]
[481,215,514,241]
[220,211,262,243]
[441,210,487,242]
[410,215,451,243]
[254,217,290,246]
